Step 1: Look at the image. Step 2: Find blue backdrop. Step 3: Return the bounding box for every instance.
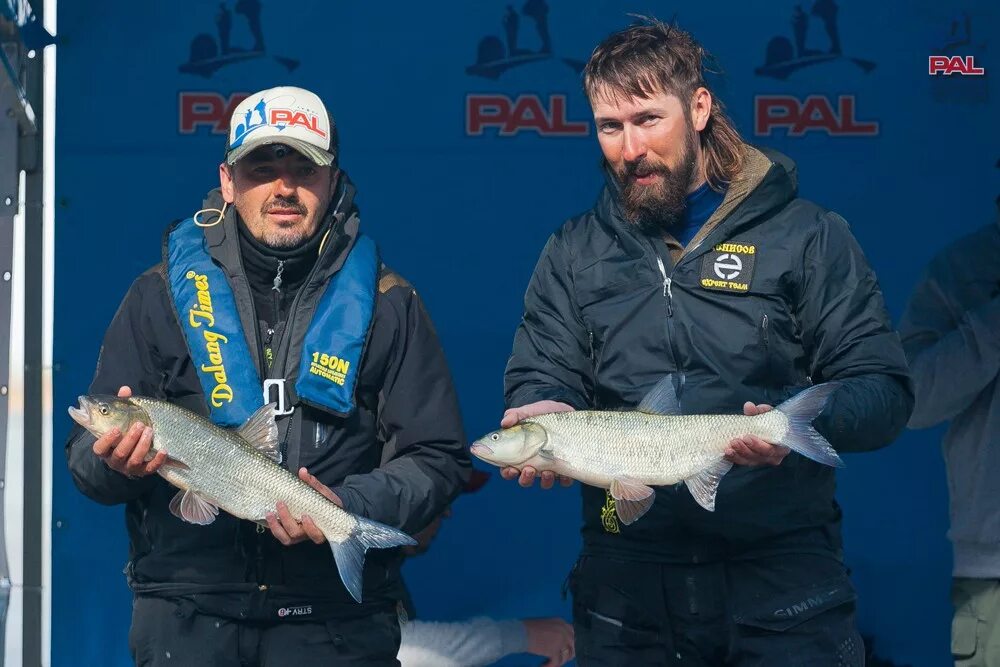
[52,1,998,665]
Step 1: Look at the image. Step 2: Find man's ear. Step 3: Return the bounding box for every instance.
[219,163,235,203]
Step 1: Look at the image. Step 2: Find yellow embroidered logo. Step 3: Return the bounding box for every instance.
[712,242,756,254]
[699,240,758,294]
[601,490,620,534]
[309,352,351,387]
[185,270,234,407]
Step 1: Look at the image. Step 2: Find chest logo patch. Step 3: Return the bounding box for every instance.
[700,242,757,293]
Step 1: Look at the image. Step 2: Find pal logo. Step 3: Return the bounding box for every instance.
[177,1,299,135]
[753,1,879,137]
[465,1,590,137]
[928,11,989,105]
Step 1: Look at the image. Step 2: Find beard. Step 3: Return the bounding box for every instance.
[258,196,313,249]
[615,130,698,237]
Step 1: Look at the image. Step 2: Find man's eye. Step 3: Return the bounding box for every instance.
[639,115,660,126]
[298,167,316,178]
[599,123,621,134]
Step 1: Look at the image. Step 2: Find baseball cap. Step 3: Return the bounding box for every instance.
[225,86,336,167]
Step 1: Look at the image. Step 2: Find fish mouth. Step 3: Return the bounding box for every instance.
[470,443,494,458]
[67,396,93,428]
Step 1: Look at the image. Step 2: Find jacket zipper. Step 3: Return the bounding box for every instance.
[655,256,673,317]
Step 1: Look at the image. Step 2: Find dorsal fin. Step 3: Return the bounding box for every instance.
[637,374,684,416]
[237,402,281,463]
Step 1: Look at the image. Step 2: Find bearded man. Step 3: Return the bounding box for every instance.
[499,20,912,667]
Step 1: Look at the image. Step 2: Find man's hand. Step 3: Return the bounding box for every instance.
[92,386,168,478]
[724,402,790,467]
[266,467,342,546]
[500,401,575,489]
[523,617,575,667]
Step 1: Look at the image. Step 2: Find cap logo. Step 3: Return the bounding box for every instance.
[269,108,327,138]
[230,95,327,150]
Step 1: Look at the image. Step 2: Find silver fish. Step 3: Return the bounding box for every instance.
[69,395,414,602]
[471,377,843,525]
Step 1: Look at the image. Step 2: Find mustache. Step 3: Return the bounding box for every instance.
[619,157,672,184]
[261,197,308,216]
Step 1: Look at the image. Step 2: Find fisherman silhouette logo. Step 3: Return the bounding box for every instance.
[756,1,876,80]
[466,0,584,80]
[178,0,299,78]
[464,1,590,136]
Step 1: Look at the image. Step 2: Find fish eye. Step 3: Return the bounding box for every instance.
[98,403,110,416]
[490,433,500,441]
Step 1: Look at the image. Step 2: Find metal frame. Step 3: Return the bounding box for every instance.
[0,3,44,665]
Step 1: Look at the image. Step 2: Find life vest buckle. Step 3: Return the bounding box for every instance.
[263,378,295,416]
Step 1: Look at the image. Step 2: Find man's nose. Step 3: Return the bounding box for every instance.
[273,171,296,197]
[621,126,647,164]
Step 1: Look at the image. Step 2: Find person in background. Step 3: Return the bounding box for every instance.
[398,470,576,667]
[900,204,1000,667]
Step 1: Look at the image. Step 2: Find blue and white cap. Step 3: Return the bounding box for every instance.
[225,86,335,167]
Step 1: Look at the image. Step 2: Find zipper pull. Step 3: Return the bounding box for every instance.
[272,260,285,292]
[655,256,674,317]
[656,256,668,296]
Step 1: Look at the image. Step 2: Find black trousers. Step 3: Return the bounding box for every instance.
[569,553,864,666]
[128,596,401,667]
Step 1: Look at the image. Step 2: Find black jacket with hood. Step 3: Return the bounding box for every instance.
[66,175,470,619]
[505,146,913,562]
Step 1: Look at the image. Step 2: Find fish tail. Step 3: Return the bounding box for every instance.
[775,382,844,468]
[330,516,417,603]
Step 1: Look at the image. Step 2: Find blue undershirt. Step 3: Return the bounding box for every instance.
[673,182,726,248]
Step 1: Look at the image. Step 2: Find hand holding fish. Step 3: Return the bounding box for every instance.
[266,467,343,546]
[724,402,790,467]
[500,400,576,489]
[91,386,168,478]
[472,377,844,525]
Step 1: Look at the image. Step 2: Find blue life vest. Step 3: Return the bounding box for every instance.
[166,217,377,426]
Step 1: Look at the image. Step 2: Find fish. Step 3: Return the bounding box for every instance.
[471,376,843,525]
[68,395,415,603]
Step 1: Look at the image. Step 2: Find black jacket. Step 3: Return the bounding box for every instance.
[66,176,470,619]
[505,146,912,562]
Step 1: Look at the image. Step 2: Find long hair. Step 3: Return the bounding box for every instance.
[583,18,745,188]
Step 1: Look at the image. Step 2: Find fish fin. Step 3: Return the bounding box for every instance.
[168,489,220,525]
[775,382,844,468]
[161,456,191,471]
[610,478,656,525]
[537,446,557,461]
[685,460,733,512]
[236,402,281,463]
[330,516,416,603]
[636,374,684,416]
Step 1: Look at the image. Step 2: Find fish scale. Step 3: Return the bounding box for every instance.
[471,378,843,523]
[133,397,359,541]
[69,394,415,603]
[529,410,789,485]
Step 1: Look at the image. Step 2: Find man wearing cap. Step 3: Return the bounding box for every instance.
[65,86,470,666]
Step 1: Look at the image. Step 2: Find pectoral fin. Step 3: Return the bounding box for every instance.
[684,459,733,512]
[236,403,281,463]
[161,456,191,471]
[636,374,684,416]
[610,477,656,525]
[169,489,220,525]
